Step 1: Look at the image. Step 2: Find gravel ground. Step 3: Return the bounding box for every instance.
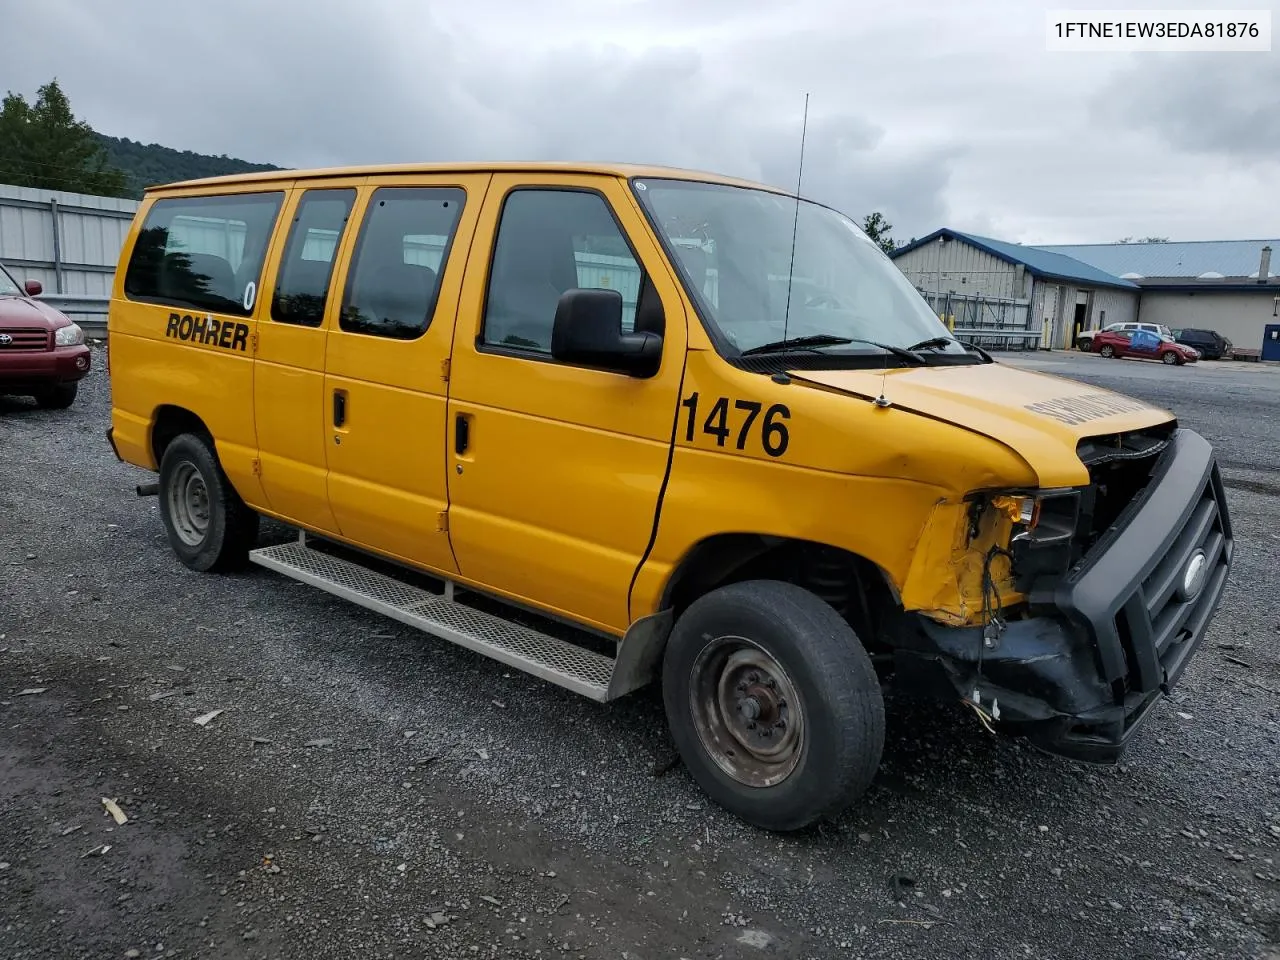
[1,345,1278,960]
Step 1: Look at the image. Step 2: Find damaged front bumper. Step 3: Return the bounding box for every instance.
[894,428,1233,763]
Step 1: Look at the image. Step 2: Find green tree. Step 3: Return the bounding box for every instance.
[861,211,897,255]
[95,133,283,198]
[0,79,128,196]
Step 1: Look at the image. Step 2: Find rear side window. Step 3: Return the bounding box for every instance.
[339,187,465,340]
[271,189,357,327]
[124,192,284,316]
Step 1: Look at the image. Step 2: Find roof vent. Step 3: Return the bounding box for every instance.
[1258,245,1272,284]
[1120,272,1144,280]
[1197,271,1225,280]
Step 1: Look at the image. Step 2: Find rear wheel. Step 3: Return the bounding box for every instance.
[34,383,78,409]
[662,580,885,832]
[1161,351,1179,365]
[158,433,259,572]
[1099,344,1115,358]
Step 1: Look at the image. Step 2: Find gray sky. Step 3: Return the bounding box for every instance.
[6,0,1277,244]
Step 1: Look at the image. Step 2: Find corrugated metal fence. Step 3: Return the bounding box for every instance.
[0,183,139,334]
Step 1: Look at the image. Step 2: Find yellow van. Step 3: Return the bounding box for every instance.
[105,162,1233,831]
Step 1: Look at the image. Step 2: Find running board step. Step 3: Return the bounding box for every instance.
[249,540,654,702]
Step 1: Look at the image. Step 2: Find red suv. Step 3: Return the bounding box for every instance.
[0,262,91,409]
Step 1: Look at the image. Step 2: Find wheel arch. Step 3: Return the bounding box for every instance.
[656,532,901,649]
[150,404,213,469]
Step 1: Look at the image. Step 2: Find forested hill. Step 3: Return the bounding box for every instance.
[95,133,284,198]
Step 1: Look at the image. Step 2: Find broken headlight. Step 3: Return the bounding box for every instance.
[984,489,1082,591]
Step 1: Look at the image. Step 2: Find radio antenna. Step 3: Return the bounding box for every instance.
[781,93,810,344]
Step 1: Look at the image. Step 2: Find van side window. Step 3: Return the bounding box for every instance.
[339,187,465,340]
[123,192,284,316]
[271,189,356,327]
[482,189,642,354]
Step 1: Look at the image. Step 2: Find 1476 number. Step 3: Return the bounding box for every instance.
[680,393,790,457]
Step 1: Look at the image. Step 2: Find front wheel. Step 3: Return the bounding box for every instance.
[158,433,260,572]
[1161,351,1179,365]
[662,580,885,832]
[1099,344,1115,358]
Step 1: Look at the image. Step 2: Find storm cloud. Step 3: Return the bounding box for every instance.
[4,0,1278,243]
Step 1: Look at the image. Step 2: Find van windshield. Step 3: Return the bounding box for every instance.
[631,178,966,361]
[0,262,21,297]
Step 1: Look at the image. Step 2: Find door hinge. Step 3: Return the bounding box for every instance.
[440,357,451,382]
[251,458,262,477]
[251,332,259,354]
[436,510,449,533]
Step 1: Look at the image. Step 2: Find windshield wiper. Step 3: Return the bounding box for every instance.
[741,334,923,365]
[907,335,994,363]
[740,334,854,355]
[907,336,956,351]
[958,340,994,362]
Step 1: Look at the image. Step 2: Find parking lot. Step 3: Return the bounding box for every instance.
[2,346,1278,960]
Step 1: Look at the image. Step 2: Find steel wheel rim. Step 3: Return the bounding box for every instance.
[167,461,210,546]
[1100,346,1113,357]
[689,636,804,787]
[1163,352,1176,364]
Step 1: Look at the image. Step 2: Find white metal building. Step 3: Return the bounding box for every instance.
[891,229,1140,350]
[1034,239,1280,353]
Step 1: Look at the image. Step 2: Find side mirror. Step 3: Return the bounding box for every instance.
[550,288,662,377]
[24,279,43,296]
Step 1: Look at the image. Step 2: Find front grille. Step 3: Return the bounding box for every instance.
[0,327,51,351]
[1056,428,1233,712]
[1113,464,1231,693]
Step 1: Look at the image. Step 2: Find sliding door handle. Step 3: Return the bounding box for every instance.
[333,389,347,428]
[455,414,470,455]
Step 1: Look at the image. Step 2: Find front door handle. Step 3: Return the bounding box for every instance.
[333,389,347,428]
[455,414,470,455]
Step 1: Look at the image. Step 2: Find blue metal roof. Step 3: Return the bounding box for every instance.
[891,229,1138,290]
[1033,239,1280,281]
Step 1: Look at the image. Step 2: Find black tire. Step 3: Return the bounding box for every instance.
[1099,345,1115,358]
[157,433,259,572]
[662,580,885,832]
[34,383,78,409]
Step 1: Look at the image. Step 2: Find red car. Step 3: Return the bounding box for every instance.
[1091,328,1199,366]
[0,262,91,409]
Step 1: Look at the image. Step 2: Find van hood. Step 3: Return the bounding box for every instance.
[0,295,70,330]
[788,361,1176,488]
